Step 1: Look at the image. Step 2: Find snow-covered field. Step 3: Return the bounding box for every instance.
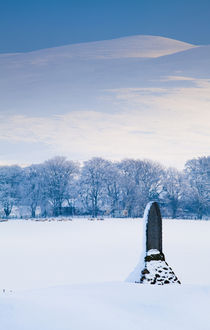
[0,218,210,329]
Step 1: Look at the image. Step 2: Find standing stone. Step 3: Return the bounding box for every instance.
[140,201,181,285]
[146,202,162,253]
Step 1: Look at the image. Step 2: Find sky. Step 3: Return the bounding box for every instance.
[1,0,210,53]
[0,0,209,169]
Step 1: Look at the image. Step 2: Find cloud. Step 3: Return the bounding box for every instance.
[161,75,195,82]
[0,76,209,169]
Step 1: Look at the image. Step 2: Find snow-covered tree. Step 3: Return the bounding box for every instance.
[42,157,79,216]
[118,159,163,217]
[184,156,210,219]
[0,155,208,219]
[0,165,23,217]
[162,167,184,218]
[21,164,44,218]
[118,159,139,217]
[102,161,122,217]
[79,157,110,217]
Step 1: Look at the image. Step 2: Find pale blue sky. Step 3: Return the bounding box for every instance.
[0,1,209,167]
[0,0,210,53]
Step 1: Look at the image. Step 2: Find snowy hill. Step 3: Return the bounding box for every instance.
[0,218,210,329]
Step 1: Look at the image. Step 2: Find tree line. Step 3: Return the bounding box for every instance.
[0,156,209,219]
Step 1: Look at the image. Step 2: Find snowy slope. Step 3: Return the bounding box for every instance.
[0,219,210,330]
[1,283,210,330]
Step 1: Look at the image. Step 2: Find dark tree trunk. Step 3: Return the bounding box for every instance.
[4,207,11,218]
[53,207,59,217]
[31,209,36,218]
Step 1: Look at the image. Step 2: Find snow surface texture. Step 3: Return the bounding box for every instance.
[0,219,210,329]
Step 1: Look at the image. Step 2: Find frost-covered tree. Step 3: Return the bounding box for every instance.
[118,159,163,217]
[137,160,163,203]
[42,157,79,216]
[162,167,184,218]
[102,161,122,217]
[118,159,139,217]
[0,165,23,217]
[79,157,110,217]
[184,156,210,219]
[63,175,80,216]
[21,164,44,218]
[0,155,208,219]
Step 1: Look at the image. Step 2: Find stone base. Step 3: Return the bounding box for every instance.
[139,249,181,285]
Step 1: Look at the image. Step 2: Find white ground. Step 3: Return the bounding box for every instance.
[0,218,210,329]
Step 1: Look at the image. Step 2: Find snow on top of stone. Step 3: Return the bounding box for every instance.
[147,249,160,256]
[126,201,155,283]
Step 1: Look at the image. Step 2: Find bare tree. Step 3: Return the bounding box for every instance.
[162,167,184,218]
[184,156,210,219]
[22,164,44,218]
[118,159,163,217]
[103,162,122,217]
[42,157,79,216]
[80,157,110,217]
[0,165,22,217]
